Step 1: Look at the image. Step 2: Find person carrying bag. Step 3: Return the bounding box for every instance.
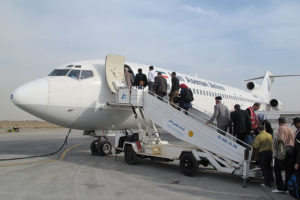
[273,117,295,193]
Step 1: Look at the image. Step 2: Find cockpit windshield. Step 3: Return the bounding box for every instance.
[48,68,94,80]
[48,69,70,76]
[68,70,80,79]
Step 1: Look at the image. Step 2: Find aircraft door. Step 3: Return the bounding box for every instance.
[105,54,125,93]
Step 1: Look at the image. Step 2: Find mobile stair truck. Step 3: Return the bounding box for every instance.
[104,54,261,186]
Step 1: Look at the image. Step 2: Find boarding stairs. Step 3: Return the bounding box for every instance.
[111,87,256,178]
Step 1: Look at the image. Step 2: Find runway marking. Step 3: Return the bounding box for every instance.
[0,142,88,167]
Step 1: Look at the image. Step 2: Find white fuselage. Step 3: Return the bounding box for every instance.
[11,59,267,130]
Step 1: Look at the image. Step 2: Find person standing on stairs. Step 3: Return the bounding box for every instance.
[178,84,193,114]
[153,72,167,100]
[168,72,180,105]
[133,68,148,88]
[147,66,156,91]
[206,96,230,134]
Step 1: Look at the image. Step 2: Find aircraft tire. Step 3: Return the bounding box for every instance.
[180,153,198,176]
[124,146,138,165]
[98,140,112,156]
[90,140,99,155]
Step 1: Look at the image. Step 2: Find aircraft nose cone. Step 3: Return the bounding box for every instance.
[12,78,48,117]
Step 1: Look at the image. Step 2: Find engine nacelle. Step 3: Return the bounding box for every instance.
[246,82,260,91]
[269,99,284,111]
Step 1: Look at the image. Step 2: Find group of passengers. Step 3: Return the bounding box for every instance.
[207,97,300,194]
[124,66,193,112]
[125,65,300,194]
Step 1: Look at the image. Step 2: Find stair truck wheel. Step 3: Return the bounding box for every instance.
[124,146,138,165]
[90,140,99,155]
[180,153,199,176]
[97,140,112,156]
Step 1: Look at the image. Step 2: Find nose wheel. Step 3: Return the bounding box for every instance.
[90,138,112,156]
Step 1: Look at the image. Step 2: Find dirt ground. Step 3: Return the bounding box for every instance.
[0,121,62,133]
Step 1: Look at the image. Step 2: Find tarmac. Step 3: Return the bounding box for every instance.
[0,128,294,200]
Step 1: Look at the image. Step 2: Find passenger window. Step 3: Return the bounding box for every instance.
[67,65,73,68]
[81,70,94,79]
[193,88,196,94]
[75,65,81,68]
[68,70,80,79]
[200,90,202,95]
[196,89,199,95]
[48,69,70,76]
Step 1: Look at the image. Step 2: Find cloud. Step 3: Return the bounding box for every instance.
[0,0,300,120]
[181,5,217,16]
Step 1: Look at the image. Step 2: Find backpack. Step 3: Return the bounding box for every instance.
[288,173,300,199]
[184,89,194,103]
[273,140,286,160]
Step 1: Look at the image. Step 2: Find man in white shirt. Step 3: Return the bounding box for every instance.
[148,66,156,92]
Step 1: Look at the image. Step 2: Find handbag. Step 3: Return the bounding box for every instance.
[274,140,286,160]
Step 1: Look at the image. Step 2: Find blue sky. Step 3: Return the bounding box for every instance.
[0,0,299,120]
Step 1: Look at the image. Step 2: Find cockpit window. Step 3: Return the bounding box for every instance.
[48,69,70,76]
[68,70,80,79]
[67,65,73,68]
[81,70,94,79]
[75,65,81,68]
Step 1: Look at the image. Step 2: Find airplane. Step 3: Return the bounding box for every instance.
[10,54,296,145]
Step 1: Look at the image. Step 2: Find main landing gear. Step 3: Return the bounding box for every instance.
[90,137,112,156]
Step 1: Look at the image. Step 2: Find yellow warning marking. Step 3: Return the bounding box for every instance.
[0,142,88,167]
[188,130,194,137]
[58,142,86,160]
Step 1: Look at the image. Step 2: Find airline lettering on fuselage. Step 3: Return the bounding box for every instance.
[167,72,225,91]
[208,82,225,91]
[185,77,209,87]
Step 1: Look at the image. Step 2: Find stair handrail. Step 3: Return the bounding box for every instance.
[145,90,252,150]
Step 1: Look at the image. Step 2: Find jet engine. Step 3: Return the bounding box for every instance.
[269,99,283,110]
[246,82,260,91]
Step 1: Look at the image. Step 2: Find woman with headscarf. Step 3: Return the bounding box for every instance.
[257,114,273,135]
[178,83,193,114]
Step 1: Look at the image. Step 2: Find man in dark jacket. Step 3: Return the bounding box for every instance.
[293,117,300,172]
[168,72,180,104]
[133,68,148,88]
[153,72,167,99]
[229,104,251,144]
